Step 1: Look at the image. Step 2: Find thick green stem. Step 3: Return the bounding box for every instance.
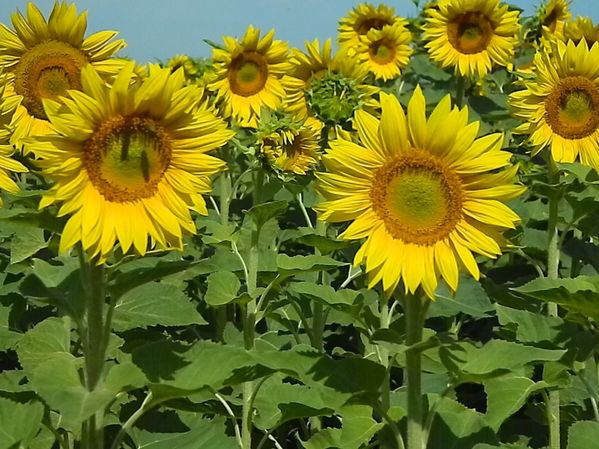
[546,158,561,449]
[220,171,231,226]
[455,76,467,108]
[405,293,426,449]
[311,220,327,352]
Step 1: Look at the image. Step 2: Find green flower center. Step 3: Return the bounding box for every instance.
[307,71,364,126]
[447,12,494,55]
[370,152,463,245]
[370,41,396,64]
[228,51,268,97]
[545,76,599,139]
[84,116,172,203]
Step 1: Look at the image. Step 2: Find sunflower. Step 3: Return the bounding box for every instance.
[0,1,126,147]
[562,17,599,47]
[315,88,524,298]
[0,87,27,206]
[256,112,321,176]
[283,39,379,127]
[27,63,234,262]
[208,25,289,128]
[510,40,599,171]
[166,54,198,80]
[539,0,571,34]
[338,3,407,49]
[423,0,520,78]
[355,23,413,81]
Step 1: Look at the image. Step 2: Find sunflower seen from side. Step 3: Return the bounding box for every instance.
[0,1,126,147]
[28,63,234,262]
[562,17,599,47]
[510,40,599,170]
[423,0,520,78]
[355,23,413,81]
[539,0,571,34]
[338,3,407,49]
[209,26,289,128]
[315,88,524,298]
[0,87,27,206]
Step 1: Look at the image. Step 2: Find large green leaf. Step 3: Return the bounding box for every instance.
[204,271,241,306]
[276,254,345,275]
[16,316,71,373]
[495,304,566,344]
[567,421,599,449]
[0,397,44,449]
[113,282,207,331]
[428,275,494,318]
[10,226,46,264]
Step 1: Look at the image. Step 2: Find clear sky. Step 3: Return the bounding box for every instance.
[0,0,597,64]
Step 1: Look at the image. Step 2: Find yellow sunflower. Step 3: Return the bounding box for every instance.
[315,88,524,298]
[256,113,321,176]
[355,23,413,81]
[208,25,289,128]
[0,86,27,206]
[338,3,408,49]
[166,54,198,80]
[562,17,599,47]
[510,40,599,170]
[283,39,379,126]
[0,1,126,147]
[27,63,234,262]
[539,0,571,34]
[423,0,520,78]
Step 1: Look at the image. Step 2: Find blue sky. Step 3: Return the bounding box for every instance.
[0,0,597,64]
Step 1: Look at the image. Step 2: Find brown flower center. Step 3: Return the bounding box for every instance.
[84,116,172,202]
[370,151,463,245]
[544,76,599,139]
[356,17,393,35]
[447,12,494,54]
[228,51,268,96]
[13,40,88,120]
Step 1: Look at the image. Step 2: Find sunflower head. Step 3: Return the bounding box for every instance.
[355,22,413,81]
[166,54,199,81]
[510,39,599,171]
[563,17,599,47]
[423,0,520,78]
[315,87,524,298]
[538,0,571,33]
[0,1,126,146]
[28,62,234,262]
[208,25,290,128]
[256,111,321,177]
[338,3,407,49]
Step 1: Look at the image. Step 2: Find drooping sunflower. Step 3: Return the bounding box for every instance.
[27,63,234,262]
[539,0,571,34]
[166,54,199,80]
[209,26,289,128]
[355,23,413,81]
[315,88,524,298]
[423,0,520,78]
[0,87,27,206]
[562,17,599,47]
[338,3,407,49]
[284,39,379,127]
[510,40,599,170]
[256,112,321,176]
[0,1,126,147]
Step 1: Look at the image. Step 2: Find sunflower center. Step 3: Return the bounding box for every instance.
[228,52,268,97]
[544,76,599,139]
[13,40,88,120]
[369,40,396,64]
[84,116,172,203]
[307,71,363,126]
[370,151,463,245]
[356,18,392,35]
[447,12,494,54]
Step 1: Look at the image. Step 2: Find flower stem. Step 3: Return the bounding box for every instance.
[405,292,427,449]
[546,157,561,449]
[455,76,466,108]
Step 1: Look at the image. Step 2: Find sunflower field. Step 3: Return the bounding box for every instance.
[2,0,599,448]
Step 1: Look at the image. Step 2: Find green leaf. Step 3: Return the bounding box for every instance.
[484,376,547,430]
[567,421,599,449]
[429,275,494,318]
[277,254,345,275]
[113,282,206,331]
[204,271,241,306]
[0,303,20,350]
[244,200,287,229]
[0,397,44,449]
[495,304,565,344]
[513,276,599,322]
[10,226,46,263]
[16,316,71,373]
[289,282,359,306]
